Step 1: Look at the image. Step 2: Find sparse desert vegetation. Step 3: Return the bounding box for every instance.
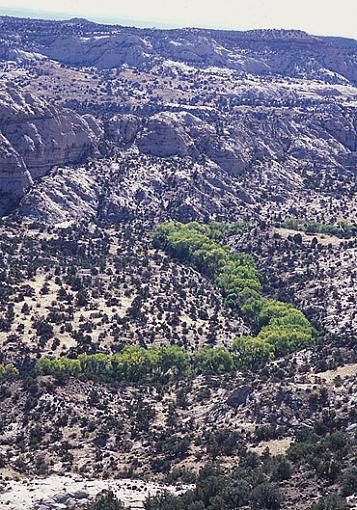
[0,14,356,510]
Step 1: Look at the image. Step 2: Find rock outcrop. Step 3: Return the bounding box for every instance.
[111,107,357,177]
[15,104,357,224]
[0,133,31,197]
[0,85,103,210]
[0,16,355,222]
[40,33,156,70]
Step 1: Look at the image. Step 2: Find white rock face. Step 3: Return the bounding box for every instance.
[106,114,140,145]
[138,112,195,158]
[41,33,155,69]
[17,104,357,223]
[119,108,357,177]
[0,475,189,510]
[0,85,103,205]
[0,132,32,196]
[135,111,247,174]
[19,166,100,223]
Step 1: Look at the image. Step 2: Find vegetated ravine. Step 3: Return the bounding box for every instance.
[0,15,357,510]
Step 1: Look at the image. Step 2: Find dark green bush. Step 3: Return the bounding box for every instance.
[309,494,349,510]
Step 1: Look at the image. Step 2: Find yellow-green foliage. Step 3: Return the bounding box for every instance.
[153,222,316,368]
[35,346,238,383]
[0,363,19,381]
[193,347,235,374]
[232,336,275,370]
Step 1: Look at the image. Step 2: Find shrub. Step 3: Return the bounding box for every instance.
[250,482,283,510]
[309,494,348,510]
[340,467,357,496]
[0,363,19,381]
[84,490,125,510]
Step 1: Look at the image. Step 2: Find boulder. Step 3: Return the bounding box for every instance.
[226,386,251,407]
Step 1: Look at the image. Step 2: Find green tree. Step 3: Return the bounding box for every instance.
[250,482,283,510]
[85,490,125,510]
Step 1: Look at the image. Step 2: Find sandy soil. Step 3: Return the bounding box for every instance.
[250,437,293,456]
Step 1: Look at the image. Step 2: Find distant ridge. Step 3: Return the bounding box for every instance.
[0,10,356,41]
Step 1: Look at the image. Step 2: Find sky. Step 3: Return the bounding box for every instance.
[0,0,356,39]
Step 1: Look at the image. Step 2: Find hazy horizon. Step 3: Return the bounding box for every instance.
[0,0,356,39]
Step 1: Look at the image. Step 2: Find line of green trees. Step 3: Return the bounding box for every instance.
[153,222,316,367]
[278,218,357,238]
[34,221,316,384]
[35,345,240,384]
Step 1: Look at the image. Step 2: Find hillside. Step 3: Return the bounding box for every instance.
[0,16,356,510]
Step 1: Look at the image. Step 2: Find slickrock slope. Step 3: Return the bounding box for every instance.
[0,84,103,212]
[117,108,357,174]
[16,105,357,224]
[1,476,188,510]
[0,132,31,198]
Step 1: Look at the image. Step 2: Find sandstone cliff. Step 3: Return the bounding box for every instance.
[0,84,103,211]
